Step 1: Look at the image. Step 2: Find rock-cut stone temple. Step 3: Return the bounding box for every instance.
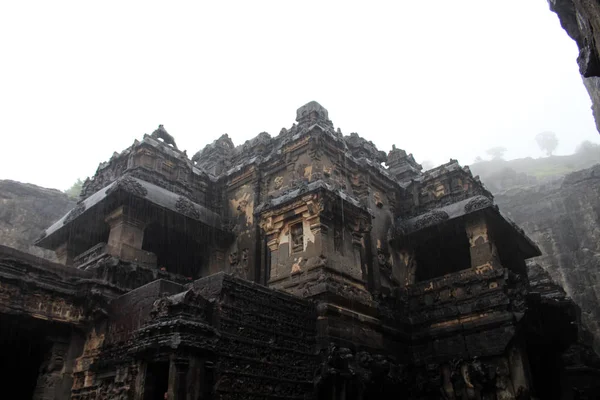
[1,102,599,399]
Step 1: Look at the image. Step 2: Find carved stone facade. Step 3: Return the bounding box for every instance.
[1,102,599,399]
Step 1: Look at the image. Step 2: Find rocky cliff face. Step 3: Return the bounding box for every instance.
[494,164,600,352]
[549,0,600,133]
[583,76,600,133]
[0,180,75,261]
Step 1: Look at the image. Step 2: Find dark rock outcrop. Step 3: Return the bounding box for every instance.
[0,180,75,261]
[495,164,600,352]
[549,0,600,133]
[583,76,600,133]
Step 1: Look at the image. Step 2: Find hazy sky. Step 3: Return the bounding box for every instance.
[1,1,599,190]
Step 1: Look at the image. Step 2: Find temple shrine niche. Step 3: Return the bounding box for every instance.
[0,102,599,399]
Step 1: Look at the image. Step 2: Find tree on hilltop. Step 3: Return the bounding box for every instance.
[486,147,507,160]
[575,140,599,154]
[536,131,559,156]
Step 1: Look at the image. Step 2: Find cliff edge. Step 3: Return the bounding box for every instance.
[0,180,76,261]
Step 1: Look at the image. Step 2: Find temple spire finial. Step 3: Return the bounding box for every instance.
[295,101,332,127]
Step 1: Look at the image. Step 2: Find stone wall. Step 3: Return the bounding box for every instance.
[207,274,317,399]
[0,180,75,261]
[494,163,600,352]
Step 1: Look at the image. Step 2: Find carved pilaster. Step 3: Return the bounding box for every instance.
[167,356,189,400]
[133,361,147,400]
[465,214,501,271]
[508,342,532,397]
[55,241,75,266]
[105,206,145,249]
[105,205,156,265]
[400,248,417,286]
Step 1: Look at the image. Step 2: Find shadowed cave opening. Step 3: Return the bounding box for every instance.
[414,221,471,282]
[0,314,49,400]
[142,222,208,278]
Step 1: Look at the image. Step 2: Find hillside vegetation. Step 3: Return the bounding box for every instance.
[469,143,600,192]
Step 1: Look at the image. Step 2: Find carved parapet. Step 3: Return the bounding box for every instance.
[73,242,108,267]
[283,135,311,154]
[105,243,157,265]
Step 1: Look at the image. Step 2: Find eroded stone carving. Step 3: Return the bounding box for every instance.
[106,175,148,197]
[150,124,178,148]
[175,196,200,219]
[412,210,449,230]
[464,196,493,213]
[63,202,86,225]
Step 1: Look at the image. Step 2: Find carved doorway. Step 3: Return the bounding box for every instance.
[143,361,170,400]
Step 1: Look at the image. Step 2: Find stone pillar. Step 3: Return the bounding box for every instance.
[167,356,188,400]
[399,248,417,286]
[133,361,147,400]
[465,214,501,271]
[351,229,366,281]
[185,357,206,400]
[55,242,75,266]
[508,343,532,397]
[267,236,280,281]
[105,206,156,265]
[208,248,226,275]
[495,357,516,399]
[305,198,328,257]
[106,205,145,251]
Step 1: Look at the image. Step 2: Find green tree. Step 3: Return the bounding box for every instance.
[486,146,507,160]
[575,140,599,154]
[64,178,83,199]
[535,131,559,156]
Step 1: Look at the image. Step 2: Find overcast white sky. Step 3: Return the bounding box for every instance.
[1,1,599,190]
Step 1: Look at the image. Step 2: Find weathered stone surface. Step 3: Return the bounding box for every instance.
[550,0,600,133]
[0,180,75,261]
[583,76,600,133]
[1,102,599,399]
[495,164,600,352]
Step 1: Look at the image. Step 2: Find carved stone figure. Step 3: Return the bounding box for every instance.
[374,191,384,208]
[274,176,284,190]
[291,223,304,252]
[229,250,239,266]
[151,125,178,149]
[175,196,200,219]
